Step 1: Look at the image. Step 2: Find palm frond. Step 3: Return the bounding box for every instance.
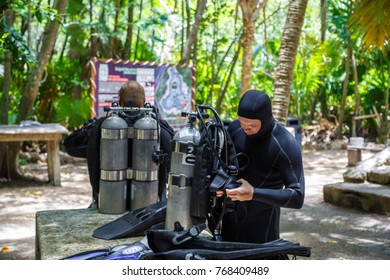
[349,0,390,51]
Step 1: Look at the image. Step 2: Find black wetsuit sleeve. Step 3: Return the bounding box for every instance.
[63,118,97,158]
[86,118,106,199]
[252,140,305,209]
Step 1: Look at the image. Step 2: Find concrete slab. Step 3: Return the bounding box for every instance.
[36,208,142,260]
[323,182,390,214]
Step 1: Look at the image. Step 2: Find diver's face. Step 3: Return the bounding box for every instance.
[238,117,262,135]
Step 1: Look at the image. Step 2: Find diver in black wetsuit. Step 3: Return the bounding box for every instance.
[219,89,305,244]
[64,81,174,209]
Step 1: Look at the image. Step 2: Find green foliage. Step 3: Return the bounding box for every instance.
[292,39,325,119]
[36,59,91,130]
[0,15,35,67]
[1,0,389,143]
[327,0,352,41]
[52,96,92,130]
[359,68,387,111]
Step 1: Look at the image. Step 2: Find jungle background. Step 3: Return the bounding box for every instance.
[0,0,389,180]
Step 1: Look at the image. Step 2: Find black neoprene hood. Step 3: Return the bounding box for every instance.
[237,90,274,138]
[238,89,272,120]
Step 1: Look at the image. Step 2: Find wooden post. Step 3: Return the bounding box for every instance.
[347,148,362,167]
[46,139,61,186]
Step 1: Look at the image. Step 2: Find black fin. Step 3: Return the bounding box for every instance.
[93,200,167,240]
[62,249,110,260]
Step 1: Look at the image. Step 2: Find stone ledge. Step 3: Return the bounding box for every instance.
[323,182,390,214]
[36,208,142,260]
[367,166,390,185]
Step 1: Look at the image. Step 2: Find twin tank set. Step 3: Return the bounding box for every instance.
[99,104,201,231]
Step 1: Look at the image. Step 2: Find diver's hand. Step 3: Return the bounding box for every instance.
[225,179,254,201]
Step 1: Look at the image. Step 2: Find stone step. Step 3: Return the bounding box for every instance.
[367,165,390,185]
[323,182,390,214]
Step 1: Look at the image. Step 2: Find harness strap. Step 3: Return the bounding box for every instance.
[172,224,207,245]
[168,174,192,188]
[171,141,197,154]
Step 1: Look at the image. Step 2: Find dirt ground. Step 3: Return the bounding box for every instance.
[0,149,389,260]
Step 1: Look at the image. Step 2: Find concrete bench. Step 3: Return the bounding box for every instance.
[35,208,142,260]
[0,123,69,185]
[347,145,384,167]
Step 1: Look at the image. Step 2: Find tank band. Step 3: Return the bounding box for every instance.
[101,128,128,140]
[126,168,158,181]
[168,173,192,188]
[134,128,158,140]
[100,169,126,181]
[171,141,197,154]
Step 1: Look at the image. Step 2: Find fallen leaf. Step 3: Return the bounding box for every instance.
[1,247,10,253]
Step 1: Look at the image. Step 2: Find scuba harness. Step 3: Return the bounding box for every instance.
[142,223,311,260]
[190,104,242,240]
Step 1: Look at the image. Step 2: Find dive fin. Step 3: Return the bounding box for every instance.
[93,200,167,240]
[63,237,151,260]
[102,237,151,260]
[62,249,110,260]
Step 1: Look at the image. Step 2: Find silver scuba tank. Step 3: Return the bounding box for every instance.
[165,112,200,230]
[130,112,160,210]
[98,114,128,214]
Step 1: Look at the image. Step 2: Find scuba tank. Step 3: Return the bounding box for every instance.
[99,103,162,213]
[130,105,160,210]
[165,111,200,230]
[99,109,128,214]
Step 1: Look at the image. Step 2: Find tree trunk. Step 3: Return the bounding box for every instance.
[1,50,11,124]
[320,0,326,42]
[17,0,69,122]
[1,0,69,181]
[319,0,328,118]
[351,47,362,136]
[0,48,12,179]
[122,0,134,59]
[1,9,13,125]
[240,13,256,94]
[212,32,242,108]
[272,0,308,126]
[0,8,14,179]
[134,0,144,60]
[385,62,390,141]
[180,0,208,65]
[379,58,390,143]
[337,44,352,139]
[238,0,268,95]
[112,0,121,59]
[71,0,100,99]
[89,0,98,57]
[216,45,241,112]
